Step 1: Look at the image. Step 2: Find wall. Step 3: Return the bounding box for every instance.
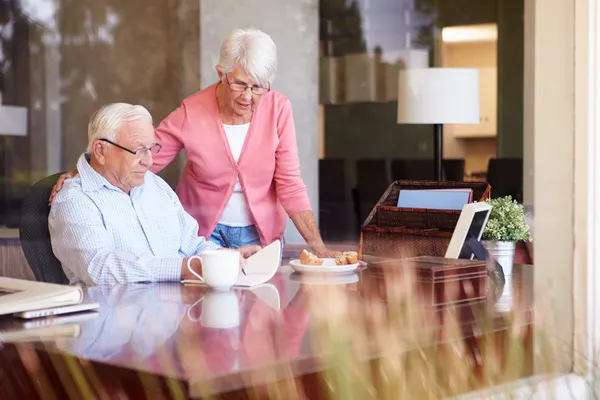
[29,0,200,190]
[436,0,497,26]
[497,0,525,158]
[324,101,432,186]
[528,0,575,372]
[437,0,524,162]
[441,39,497,175]
[442,41,497,67]
[59,0,187,171]
[199,0,319,244]
[522,0,534,208]
[1,10,31,226]
[572,0,597,374]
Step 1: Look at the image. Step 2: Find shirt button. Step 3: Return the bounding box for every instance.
[235,166,240,172]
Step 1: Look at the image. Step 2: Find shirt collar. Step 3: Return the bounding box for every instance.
[77,153,148,196]
[77,153,129,194]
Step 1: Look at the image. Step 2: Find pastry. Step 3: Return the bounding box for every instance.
[334,255,348,265]
[343,251,358,264]
[299,249,323,266]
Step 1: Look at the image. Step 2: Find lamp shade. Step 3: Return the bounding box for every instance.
[397,68,480,124]
[0,105,28,136]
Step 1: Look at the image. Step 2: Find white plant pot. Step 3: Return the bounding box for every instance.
[482,240,516,312]
[482,240,516,276]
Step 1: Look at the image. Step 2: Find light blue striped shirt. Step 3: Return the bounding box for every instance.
[49,154,219,286]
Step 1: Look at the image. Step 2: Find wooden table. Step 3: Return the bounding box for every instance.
[0,263,534,399]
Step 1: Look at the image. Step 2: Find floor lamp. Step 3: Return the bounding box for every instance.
[396,68,480,181]
[0,92,28,136]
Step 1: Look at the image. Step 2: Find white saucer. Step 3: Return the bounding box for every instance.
[288,258,360,274]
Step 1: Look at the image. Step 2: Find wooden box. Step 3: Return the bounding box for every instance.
[368,256,488,307]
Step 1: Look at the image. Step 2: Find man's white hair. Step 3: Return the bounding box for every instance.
[217,28,277,88]
[86,103,153,153]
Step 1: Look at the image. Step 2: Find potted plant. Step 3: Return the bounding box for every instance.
[482,196,533,276]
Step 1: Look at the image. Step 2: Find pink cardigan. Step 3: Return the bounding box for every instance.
[151,83,312,245]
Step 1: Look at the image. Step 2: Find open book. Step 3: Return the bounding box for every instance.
[184,240,281,288]
[0,277,83,316]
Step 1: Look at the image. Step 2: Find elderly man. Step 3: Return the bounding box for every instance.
[50,103,259,286]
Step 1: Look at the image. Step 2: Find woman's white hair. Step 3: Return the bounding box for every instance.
[217,28,277,87]
[86,103,153,153]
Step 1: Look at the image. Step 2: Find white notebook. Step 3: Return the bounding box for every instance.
[0,277,84,316]
[184,240,282,288]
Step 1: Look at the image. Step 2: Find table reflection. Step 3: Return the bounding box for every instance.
[61,284,187,361]
[54,274,313,382]
[177,277,311,380]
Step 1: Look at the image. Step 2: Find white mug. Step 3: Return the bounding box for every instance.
[187,249,240,289]
[187,291,240,329]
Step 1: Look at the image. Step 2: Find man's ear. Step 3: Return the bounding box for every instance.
[92,141,106,165]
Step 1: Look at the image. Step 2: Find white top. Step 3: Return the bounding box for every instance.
[219,123,253,227]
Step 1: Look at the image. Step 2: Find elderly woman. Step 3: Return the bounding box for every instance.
[51,28,337,257]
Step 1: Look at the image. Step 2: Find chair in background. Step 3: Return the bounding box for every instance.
[392,159,465,181]
[392,159,434,181]
[443,159,465,181]
[319,159,356,241]
[486,158,523,202]
[19,173,69,284]
[356,159,390,225]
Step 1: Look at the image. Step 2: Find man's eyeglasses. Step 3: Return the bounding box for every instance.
[225,74,270,95]
[99,138,162,159]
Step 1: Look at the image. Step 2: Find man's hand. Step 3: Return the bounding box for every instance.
[238,245,262,259]
[49,169,78,205]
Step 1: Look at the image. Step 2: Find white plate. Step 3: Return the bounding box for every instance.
[288,258,360,274]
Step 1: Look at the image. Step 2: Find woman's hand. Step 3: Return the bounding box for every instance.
[49,169,78,205]
[314,247,343,258]
[289,211,342,258]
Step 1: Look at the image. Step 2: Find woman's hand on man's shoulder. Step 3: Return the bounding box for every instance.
[49,169,78,205]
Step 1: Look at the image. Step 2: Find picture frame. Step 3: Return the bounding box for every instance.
[444,202,493,260]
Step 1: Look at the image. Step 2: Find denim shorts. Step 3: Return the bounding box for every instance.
[209,223,285,262]
[209,223,262,248]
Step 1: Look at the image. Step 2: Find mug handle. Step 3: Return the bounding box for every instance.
[186,297,203,321]
[187,255,204,282]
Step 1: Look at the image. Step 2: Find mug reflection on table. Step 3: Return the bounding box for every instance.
[187,290,240,329]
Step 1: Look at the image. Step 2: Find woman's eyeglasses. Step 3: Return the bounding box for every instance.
[225,74,270,95]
